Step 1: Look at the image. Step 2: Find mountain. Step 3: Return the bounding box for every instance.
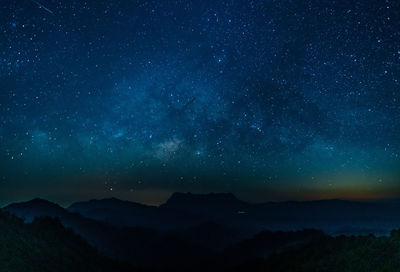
[67,193,248,231]
[3,198,215,269]
[68,198,158,227]
[6,193,400,271]
[67,193,400,235]
[160,192,258,237]
[162,192,247,214]
[67,194,256,249]
[4,200,400,272]
[5,198,66,222]
[0,193,400,271]
[251,199,400,234]
[15,194,400,237]
[4,198,123,258]
[162,194,400,234]
[68,197,207,230]
[0,210,132,272]
[160,194,390,234]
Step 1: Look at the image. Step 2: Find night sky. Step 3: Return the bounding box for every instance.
[1,0,399,205]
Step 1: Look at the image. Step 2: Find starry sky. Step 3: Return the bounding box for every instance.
[1,0,400,205]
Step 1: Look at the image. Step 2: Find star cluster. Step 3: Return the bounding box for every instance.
[0,0,399,205]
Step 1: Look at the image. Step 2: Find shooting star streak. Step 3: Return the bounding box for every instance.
[31,0,54,14]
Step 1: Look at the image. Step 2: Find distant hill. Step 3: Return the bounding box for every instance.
[68,197,153,221]
[67,193,256,236]
[55,193,400,236]
[162,192,247,214]
[161,193,400,235]
[8,194,400,239]
[68,197,205,230]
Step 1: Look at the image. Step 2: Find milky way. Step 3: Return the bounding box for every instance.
[0,0,399,205]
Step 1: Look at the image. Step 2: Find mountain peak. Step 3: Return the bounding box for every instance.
[6,198,62,210]
[29,197,56,204]
[167,192,239,202]
[162,192,246,213]
[88,197,126,204]
[68,197,149,215]
[3,198,66,223]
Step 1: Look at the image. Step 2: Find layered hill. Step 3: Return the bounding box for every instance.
[5,193,400,270]
[0,210,131,272]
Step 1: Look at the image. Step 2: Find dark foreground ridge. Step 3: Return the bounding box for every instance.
[4,193,400,271]
[0,210,135,272]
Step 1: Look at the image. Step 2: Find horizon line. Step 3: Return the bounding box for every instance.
[2,192,400,209]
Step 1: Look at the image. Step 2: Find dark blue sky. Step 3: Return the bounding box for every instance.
[0,0,399,205]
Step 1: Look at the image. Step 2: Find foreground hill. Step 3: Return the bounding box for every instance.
[0,210,132,272]
[4,198,129,258]
[232,231,400,272]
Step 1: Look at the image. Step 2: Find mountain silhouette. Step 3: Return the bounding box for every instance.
[5,193,400,271]
[5,198,65,222]
[3,197,217,269]
[0,210,132,272]
[4,198,128,258]
[162,192,247,214]
[68,197,206,230]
